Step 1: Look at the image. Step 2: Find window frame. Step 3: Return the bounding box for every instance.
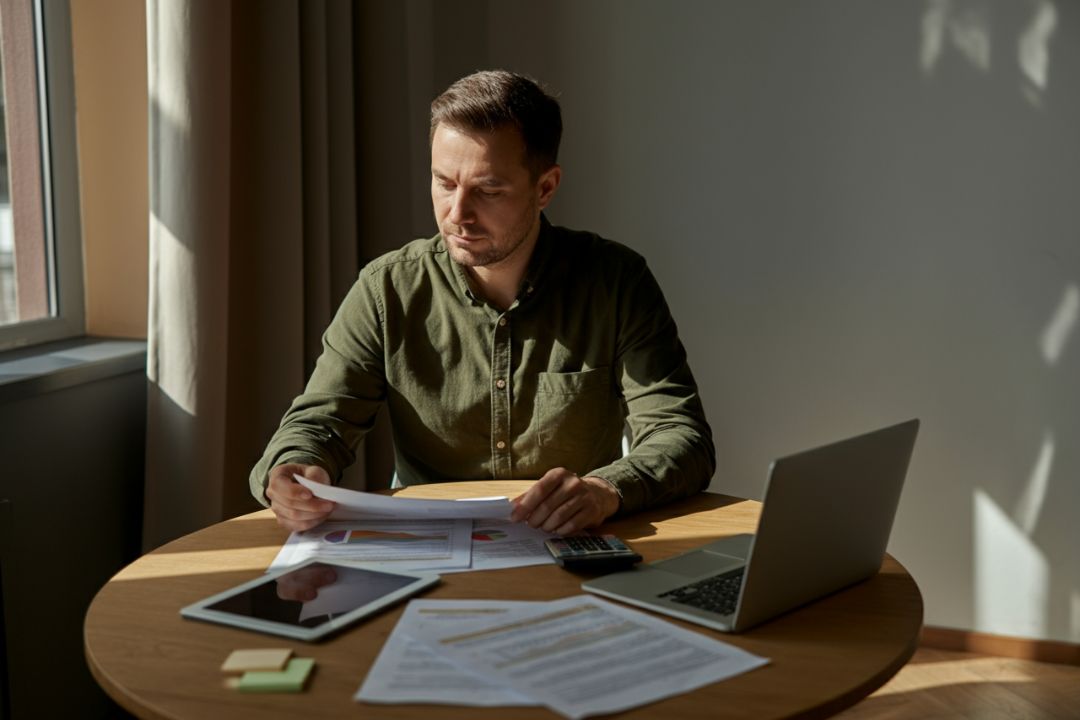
[0,0,84,351]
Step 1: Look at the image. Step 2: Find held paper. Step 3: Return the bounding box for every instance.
[294,475,512,520]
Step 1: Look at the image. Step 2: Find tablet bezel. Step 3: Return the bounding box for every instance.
[179,559,440,641]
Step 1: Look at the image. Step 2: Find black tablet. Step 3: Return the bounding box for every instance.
[180,560,439,641]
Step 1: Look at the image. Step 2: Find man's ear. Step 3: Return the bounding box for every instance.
[536,165,562,210]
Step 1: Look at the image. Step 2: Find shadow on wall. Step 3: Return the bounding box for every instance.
[920,0,1080,644]
[450,0,1080,643]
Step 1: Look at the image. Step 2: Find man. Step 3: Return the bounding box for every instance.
[250,70,714,535]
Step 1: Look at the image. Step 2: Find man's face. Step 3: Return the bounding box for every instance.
[431,123,558,270]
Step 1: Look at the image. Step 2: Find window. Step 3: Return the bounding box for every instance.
[0,0,83,350]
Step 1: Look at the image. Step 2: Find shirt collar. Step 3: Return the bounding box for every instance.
[518,213,553,303]
[448,246,481,305]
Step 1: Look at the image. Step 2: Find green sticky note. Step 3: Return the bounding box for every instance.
[236,657,315,693]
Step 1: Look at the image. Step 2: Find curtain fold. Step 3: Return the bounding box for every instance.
[144,0,360,549]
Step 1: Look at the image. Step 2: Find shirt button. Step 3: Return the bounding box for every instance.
[495,378,506,389]
[498,317,508,327]
[496,440,507,450]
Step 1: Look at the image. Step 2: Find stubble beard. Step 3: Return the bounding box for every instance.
[444,198,539,269]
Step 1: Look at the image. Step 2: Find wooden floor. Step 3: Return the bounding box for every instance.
[835,647,1080,719]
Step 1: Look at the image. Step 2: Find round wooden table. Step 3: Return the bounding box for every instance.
[85,481,922,719]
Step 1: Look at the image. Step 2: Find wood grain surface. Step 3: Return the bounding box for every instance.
[84,481,922,719]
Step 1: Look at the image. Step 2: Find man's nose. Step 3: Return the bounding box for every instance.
[446,189,474,225]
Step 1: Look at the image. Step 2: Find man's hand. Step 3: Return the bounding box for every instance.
[266,463,335,532]
[510,468,620,535]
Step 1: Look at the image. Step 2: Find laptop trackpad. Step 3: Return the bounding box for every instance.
[653,550,745,578]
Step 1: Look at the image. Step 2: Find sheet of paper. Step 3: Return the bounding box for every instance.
[268,519,472,572]
[295,475,513,520]
[458,518,557,572]
[356,599,542,707]
[418,594,770,720]
[269,518,557,574]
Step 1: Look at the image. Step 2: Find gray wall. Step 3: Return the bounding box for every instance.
[359,0,1080,644]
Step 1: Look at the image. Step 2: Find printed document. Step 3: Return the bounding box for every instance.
[356,599,542,706]
[269,518,472,572]
[416,594,770,719]
[465,519,556,571]
[270,518,554,573]
[272,479,553,573]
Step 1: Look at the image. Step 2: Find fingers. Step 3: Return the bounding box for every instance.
[511,467,572,523]
[299,464,331,485]
[273,508,331,533]
[267,463,335,532]
[545,496,591,535]
[512,469,613,534]
[531,478,587,532]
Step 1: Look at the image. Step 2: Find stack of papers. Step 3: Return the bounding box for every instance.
[270,479,558,573]
[356,596,770,719]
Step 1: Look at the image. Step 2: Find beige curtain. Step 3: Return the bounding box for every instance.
[143,0,360,549]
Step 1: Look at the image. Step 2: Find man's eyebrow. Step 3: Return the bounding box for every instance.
[430,169,508,187]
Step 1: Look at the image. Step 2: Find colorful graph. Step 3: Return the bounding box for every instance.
[472,529,508,542]
[323,530,445,544]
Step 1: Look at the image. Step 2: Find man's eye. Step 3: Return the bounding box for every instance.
[478,189,501,197]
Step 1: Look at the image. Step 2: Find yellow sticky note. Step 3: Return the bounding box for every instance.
[221,648,293,673]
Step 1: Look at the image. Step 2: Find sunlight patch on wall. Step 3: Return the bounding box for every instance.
[1013,433,1053,536]
[921,0,1059,109]
[921,0,993,75]
[920,0,950,72]
[1040,284,1078,366]
[974,490,1048,639]
[1018,1,1057,91]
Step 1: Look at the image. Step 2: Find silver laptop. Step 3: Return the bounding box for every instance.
[583,419,919,632]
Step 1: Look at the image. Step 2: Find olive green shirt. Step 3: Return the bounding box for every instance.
[249,218,715,515]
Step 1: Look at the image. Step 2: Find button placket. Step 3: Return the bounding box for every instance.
[490,313,513,477]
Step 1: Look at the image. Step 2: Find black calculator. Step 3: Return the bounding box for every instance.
[545,534,642,572]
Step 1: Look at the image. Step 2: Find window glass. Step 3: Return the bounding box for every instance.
[0,0,83,348]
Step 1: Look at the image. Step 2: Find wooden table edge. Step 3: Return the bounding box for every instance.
[83,485,923,720]
[794,556,924,719]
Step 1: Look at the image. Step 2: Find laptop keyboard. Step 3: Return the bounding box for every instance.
[659,567,746,616]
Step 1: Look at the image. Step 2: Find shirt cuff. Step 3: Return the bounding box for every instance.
[586,462,643,516]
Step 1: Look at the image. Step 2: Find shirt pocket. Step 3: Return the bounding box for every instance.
[535,367,612,458]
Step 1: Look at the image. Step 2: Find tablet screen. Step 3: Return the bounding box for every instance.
[206,562,420,628]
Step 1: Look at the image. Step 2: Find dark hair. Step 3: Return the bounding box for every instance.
[430,70,562,177]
